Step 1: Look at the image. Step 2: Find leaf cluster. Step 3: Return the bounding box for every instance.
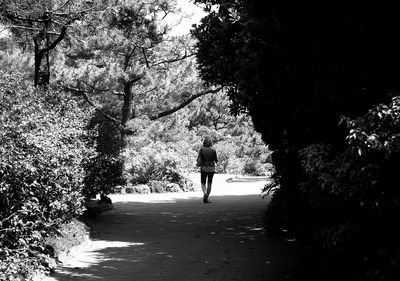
[298,97,400,280]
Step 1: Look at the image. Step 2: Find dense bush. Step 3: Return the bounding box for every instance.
[297,97,400,280]
[0,41,34,79]
[83,155,125,199]
[45,219,89,264]
[83,111,126,198]
[0,71,94,280]
[125,143,188,186]
[123,117,193,190]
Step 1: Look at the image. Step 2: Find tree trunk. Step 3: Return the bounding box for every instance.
[34,36,50,87]
[33,22,67,87]
[121,81,135,144]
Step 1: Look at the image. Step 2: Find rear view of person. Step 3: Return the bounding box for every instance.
[197,137,218,203]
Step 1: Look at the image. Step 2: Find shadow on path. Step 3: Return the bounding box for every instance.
[45,190,317,281]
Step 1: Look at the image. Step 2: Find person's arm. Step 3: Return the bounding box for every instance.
[197,148,203,164]
[214,149,218,163]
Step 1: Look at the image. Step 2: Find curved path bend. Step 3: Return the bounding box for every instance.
[44,174,312,281]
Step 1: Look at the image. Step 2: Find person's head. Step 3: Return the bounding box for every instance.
[203,137,213,147]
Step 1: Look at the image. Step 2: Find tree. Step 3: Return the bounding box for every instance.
[0,0,102,86]
[49,0,220,196]
[193,1,400,280]
[57,0,221,144]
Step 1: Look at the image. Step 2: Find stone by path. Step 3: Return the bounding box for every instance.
[43,174,313,281]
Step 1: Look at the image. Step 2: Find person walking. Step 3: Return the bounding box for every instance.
[197,137,218,203]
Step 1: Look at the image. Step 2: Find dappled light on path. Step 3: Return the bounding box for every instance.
[44,241,145,280]
[61,241,145,269]
[44,175,308,281]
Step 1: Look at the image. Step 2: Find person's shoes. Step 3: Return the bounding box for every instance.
[203,198,211,204]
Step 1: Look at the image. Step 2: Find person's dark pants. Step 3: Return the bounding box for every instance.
[201,170,214,185]
[201,170,214,201]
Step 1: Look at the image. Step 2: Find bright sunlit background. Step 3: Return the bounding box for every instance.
[168,0,206,36]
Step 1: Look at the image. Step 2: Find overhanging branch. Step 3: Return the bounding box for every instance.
[6,25,61,35]
[50,0,73,14]
[38,15,80,54]
[39,26,67,54]
[151,52,196,67]
[149,86,223,120]
[80,80,124,96]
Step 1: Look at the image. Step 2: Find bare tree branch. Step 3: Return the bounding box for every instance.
[51,4,99,17]
[142,47,149,68]
[3,4,90,24]
[122,47,136,71]
[149,86,223,120]
[139,86,157,97]
[4,13,45,24]
[112,91,125,97]
[161,10,170,20]
[50,0,73,14]
[151,52,196,67]
[126,74,145,87]
[80,81,125,96]
[39,26,67,54]
[5,25,61,35]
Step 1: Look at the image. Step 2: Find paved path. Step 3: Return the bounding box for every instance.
[44,174,310,281]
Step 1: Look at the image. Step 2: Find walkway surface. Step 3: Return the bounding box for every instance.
[43,174,312,281]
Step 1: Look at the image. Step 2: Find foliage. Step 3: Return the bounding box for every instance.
[126,147,184,184]
[87,112,124,156]
[0,71,94,280]
[122,91,270,189]
[124,117,192,188]
[0,42,33,78]
[194,1,400,280]
[51,0,194,197]
[298,97,400,280]
[83,155,126,199]
[0,1,274,279]
[83,112,125,198]
[0,0,102,47]
[53,0,189,131]
[186,91,272,175]
[148,180,172,193]
[0,0,105,86]
[50,0,266,196]
[45,219,89,262]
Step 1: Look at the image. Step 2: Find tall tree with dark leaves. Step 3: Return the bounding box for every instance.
[193,1,400,280]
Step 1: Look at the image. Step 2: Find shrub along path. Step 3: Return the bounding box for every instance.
[43,174,315,281]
